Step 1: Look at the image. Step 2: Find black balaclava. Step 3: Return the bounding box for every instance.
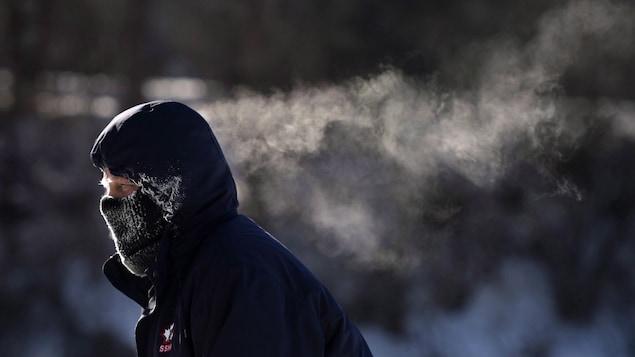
[100,190,168,277]
[91,101,239,276]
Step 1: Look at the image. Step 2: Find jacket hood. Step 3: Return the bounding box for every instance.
[91,100,238,230]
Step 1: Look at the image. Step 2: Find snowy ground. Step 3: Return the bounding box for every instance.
[362,259,631,357]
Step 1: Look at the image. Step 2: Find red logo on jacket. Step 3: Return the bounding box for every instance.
[159,322,174,353]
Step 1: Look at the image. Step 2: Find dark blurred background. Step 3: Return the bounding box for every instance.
[2,0,635,356]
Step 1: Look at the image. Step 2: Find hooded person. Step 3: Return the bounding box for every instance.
[90,101,373,356]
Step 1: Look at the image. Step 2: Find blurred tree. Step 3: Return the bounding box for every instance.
[5,0,53,114]
[119,0,152,107]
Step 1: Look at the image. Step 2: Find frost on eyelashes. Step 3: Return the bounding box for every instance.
[135,173,183,221]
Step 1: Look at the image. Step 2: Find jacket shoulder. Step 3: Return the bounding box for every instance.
[188,215,322,295]
[178,215,374,356]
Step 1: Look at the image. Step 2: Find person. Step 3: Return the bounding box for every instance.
[91,100,373,356]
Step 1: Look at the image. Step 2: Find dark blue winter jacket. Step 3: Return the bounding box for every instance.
[91,101,373,356]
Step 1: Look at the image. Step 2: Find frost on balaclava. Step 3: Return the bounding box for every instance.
[99,174,182,277]
[100,190,168,277]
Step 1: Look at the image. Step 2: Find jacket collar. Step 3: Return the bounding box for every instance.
[103,223,176,307]
[103,254,152,307]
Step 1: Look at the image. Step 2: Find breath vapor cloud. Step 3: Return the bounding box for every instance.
[197,0,634,271]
